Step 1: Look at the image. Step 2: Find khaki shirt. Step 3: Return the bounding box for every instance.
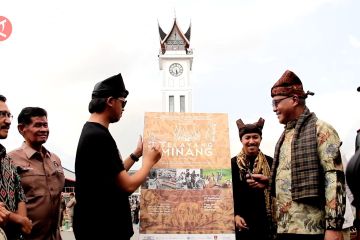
[9,142,65,240]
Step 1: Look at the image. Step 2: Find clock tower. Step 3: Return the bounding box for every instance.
[158,18,193,112]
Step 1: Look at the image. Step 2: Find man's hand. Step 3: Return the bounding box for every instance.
[133,135,143,158]
[234,215,249,231]
[324,229,343,240]
[246,173,269,189]
[19,216,32,234]
[143,143,162,168]
[0,203,10,226]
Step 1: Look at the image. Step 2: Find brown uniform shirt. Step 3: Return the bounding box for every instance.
[9,142,65,240]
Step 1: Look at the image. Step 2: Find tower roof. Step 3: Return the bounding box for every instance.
[158,18,191,54]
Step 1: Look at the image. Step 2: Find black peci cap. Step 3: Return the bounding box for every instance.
[92,73,129,99]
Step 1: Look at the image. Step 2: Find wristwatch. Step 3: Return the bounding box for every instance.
[130,153,139,162]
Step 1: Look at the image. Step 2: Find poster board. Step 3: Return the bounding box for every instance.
[139,112,235,240]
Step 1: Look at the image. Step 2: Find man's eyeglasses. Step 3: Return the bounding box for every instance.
[272,96,293,108]
[0,111,13,120]
[117,98,127,108]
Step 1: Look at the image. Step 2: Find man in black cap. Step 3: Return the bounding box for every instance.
[269,70,345,240]
[231,117,274,240]
[346,86,360,240]
[73,73,162,240]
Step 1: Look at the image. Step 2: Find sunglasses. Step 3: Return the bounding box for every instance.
[117,98,127,108]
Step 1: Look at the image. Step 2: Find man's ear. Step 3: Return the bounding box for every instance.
[17,124,25,136]
[292,95,300,105]
[106,97,114,107]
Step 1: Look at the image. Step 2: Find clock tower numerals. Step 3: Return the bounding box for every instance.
[169,63,183,77]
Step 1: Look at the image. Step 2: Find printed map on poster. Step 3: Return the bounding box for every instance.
[140,112,235,240]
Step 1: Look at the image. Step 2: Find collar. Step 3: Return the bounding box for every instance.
[285,120,297,130]
[20,142,51,160]
[0,144,6,159]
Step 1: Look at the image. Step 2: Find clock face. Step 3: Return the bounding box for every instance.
[169,63,183,77]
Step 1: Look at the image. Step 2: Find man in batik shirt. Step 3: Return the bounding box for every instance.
[0,94,32,239]
[269,70,346,240]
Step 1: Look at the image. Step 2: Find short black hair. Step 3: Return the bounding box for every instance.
[88,98,107,113]
[0,95,7,102]
[298,97,306,106]
[18,107,47,125]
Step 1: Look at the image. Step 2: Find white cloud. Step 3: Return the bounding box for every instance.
[349,35,360,48]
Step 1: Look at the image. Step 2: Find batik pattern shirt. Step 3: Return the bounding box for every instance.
[275,119,345,234]
[0,144,26,212]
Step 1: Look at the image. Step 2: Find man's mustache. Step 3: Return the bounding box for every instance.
[0,124,10,129]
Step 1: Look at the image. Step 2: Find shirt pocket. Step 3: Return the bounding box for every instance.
[18,168,48,197]
[47,169,65,195]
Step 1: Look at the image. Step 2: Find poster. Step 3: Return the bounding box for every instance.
[140,112,235,240]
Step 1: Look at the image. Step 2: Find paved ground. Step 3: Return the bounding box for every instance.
[61,224,140,240]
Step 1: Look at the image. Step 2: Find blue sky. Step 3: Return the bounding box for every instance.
[1,0,359,171]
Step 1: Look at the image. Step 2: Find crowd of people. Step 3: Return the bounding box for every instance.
[0,69,359,240]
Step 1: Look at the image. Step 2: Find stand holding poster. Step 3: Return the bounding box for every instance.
[139,112,235,240]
